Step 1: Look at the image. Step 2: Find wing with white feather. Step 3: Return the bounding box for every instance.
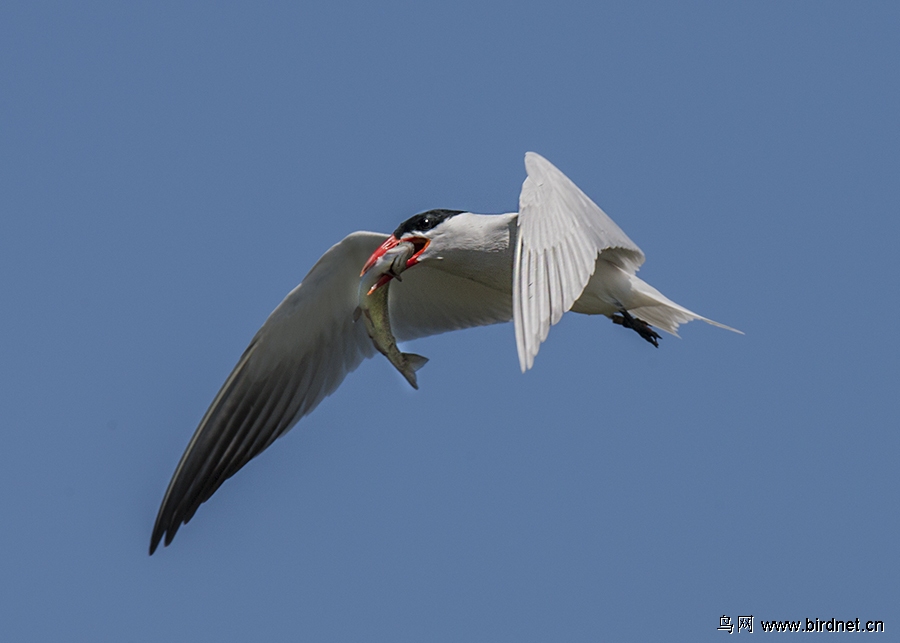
[152,230,520,553]
[150,231,387,553]
[389,263,512,341]
[513,152,645,372]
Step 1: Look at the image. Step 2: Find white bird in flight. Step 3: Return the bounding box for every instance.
[150,152,740,554]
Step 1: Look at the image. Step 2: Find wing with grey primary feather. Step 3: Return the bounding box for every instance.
[152,231,518,553]
[513,152,646,372]
[149,232,387,554]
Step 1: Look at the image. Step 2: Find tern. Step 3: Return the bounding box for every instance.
[150,152,740,554]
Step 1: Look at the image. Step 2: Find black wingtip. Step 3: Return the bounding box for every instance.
[149,515,185,555]
[149,524,167,555]
[149,510,180,555]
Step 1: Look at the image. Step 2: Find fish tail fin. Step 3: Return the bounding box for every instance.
[405,353,429,371]
[401,353,429,390]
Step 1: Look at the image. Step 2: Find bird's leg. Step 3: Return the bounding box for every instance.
[612,310,661,348]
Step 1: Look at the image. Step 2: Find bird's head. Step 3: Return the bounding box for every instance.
[360,209,464,290]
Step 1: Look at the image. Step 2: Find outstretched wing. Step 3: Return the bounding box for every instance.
[513,152,645,372]
[150,232,386,553]
[152,231,516,553]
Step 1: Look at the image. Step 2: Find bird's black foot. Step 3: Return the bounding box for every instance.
[612,310,661,348]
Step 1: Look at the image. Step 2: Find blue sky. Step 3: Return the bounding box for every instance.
[1,1,897,640]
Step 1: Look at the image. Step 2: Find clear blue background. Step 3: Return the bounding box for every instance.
[1,2,897,640]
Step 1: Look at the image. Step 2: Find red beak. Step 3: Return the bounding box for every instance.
[360,235,431,294]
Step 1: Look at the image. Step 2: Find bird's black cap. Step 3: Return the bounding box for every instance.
[393,209,464,238]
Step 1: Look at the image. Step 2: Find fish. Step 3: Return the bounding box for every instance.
[356,242,429,389]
